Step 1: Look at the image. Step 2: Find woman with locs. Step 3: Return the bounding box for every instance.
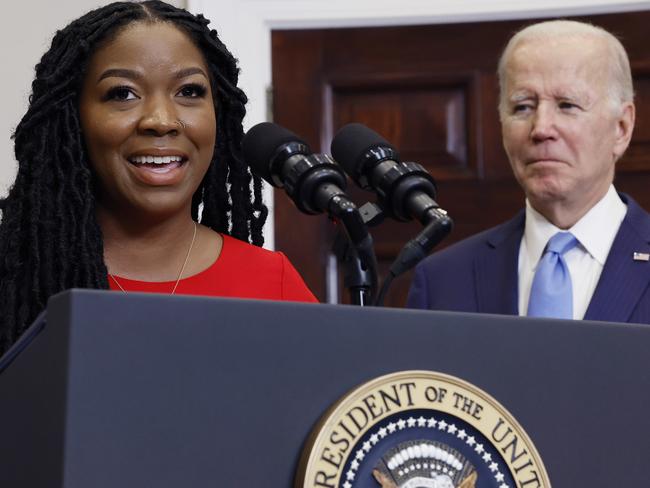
[0,0,316,355]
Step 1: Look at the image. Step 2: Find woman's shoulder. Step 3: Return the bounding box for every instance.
[218,234,317,302]
[219,234,285,265]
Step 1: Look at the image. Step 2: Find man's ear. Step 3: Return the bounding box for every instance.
[613,102,635,161]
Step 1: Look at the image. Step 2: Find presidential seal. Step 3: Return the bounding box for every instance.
[296,371,550,488]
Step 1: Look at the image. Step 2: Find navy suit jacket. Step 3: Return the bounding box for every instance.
[407,194,650,324]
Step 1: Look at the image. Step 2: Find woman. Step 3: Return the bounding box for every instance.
[0,0,316,355]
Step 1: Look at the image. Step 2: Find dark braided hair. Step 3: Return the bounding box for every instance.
[0,0,268,354]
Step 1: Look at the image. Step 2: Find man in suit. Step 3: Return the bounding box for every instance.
[407,20,650,323]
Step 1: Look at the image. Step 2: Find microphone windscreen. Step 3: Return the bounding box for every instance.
[330,123,397,175]
[242,122,309,182]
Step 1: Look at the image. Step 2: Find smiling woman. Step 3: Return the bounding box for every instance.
[0,0,317,355]
[80,22,218,224]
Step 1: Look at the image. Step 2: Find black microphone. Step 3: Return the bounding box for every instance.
[331,123,453,306]
[243,122,379,305]
[242,122,348,216]
[331,123,447,225]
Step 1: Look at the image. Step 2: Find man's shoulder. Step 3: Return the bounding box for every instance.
[407,210,524,311]
[620,193,650,238]
[585,193,650,323]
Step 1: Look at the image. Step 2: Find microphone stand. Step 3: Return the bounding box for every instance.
[332,233,373,306]
[326,197,379,306]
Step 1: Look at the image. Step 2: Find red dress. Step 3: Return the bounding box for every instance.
[108,234,318,303]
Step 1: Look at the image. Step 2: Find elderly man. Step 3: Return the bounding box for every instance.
[407,20,650,323]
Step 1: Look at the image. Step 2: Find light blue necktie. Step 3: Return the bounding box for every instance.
[527,232,578,319]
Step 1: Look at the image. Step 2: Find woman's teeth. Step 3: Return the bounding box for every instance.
[130,155,184,164]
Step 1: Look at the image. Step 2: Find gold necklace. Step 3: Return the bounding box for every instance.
[109,221,198,295]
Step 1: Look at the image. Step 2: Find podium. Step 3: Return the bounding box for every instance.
[1,289,649,486]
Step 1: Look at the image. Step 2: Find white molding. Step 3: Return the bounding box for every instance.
[199,1,650,29]
[188,0,650,249]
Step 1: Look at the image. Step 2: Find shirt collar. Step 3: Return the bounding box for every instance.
[523,185,627,269]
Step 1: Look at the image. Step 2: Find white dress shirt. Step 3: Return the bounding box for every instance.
[518,185,627,319]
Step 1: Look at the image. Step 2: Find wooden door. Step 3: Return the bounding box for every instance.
[271,11,650,305]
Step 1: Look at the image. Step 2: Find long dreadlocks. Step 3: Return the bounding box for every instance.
[0,0,268,354]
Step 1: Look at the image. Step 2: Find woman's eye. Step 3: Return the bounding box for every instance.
[104,86,137,101]
[177,84,207,98]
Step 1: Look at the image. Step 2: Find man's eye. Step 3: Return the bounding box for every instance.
[177,84,207,98]
[513,104,532,113]
[559,101,579,110]
[104,86,137,101]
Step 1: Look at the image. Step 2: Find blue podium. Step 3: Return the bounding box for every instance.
[1,289,649,486]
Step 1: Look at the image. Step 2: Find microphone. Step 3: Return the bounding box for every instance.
[330,123,453,306]
[242,122,348,216]
[243,122,379,305]
[331,123,447,225]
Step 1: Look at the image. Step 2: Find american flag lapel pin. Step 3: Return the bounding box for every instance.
[633,252,650,262]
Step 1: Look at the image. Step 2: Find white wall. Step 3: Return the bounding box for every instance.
[0,0,186,198]
[189,0,650,249]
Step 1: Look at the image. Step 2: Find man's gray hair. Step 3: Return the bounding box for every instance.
[497,20,634,114]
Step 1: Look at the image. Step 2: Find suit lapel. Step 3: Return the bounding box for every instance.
[584,198,650,322]
[474,212,523,315]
